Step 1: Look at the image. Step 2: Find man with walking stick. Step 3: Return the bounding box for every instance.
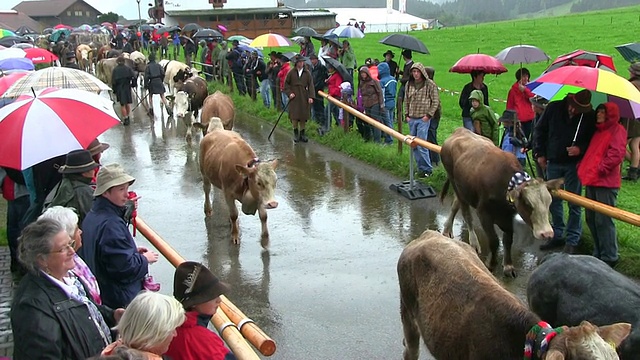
[534,89,596,254]
[284,55,314,143]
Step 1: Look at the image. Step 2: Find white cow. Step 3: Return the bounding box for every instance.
[159,59,199,112]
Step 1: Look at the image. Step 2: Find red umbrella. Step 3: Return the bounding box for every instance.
[0,72,28,96]
[449,54,508,74]
[543,50,616,74]
[23,48,58,64]
[54,24,73,30]
[0,87,120,170]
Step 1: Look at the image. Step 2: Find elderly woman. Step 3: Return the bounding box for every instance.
[40,206,102,304]
[102,291,186,359]
[11,218,124,359]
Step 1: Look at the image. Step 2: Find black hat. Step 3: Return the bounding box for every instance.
[174,261,231,309]
[309,53,318,60]
[567,89,592,114]
[58,149,99,174]
[87,138,110,156]
[269,50,278,57]
[293,55,307,63]
[401,49,412,59]
[232,39,239,46]
[499,109,517,123]
[383,50,395,58]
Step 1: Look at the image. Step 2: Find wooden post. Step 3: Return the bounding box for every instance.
[228,73,233,93]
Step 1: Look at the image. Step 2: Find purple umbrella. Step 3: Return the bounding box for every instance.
[0,58,34,72]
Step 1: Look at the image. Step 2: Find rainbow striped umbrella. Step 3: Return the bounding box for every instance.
[0,29,16,38]
[249,33,291,48]
[527,66,640,118]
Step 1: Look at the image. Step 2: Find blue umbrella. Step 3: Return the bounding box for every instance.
[0,58,34,71]
[238,44,263,57]
[325,25,364,39]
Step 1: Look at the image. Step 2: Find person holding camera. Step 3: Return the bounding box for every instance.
[506,68,535,139]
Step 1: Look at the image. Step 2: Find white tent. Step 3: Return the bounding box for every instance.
[326,7,436,33]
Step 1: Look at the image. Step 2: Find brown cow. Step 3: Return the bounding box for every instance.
[199,119,278,247]
[440,128,563,277]
[75,44,92,72]
[397,230,631,360]
[196,91,235,134]
[173,76,208,142]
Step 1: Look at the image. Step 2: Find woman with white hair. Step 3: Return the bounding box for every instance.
[11,218,124,359]
[39,205,102,304]
[101,291,186,359]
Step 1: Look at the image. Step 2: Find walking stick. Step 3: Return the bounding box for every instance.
[267,100,290,140]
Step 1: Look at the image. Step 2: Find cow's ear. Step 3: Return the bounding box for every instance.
[235,164,256,176]
[270,159,279,170]
[544,350,565,360]
[545,178,564,191]
[597,322,631,348]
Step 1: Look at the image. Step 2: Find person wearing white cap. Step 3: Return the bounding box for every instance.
[80,164,159,309]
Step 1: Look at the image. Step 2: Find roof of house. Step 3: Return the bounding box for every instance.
[165,7,296,17]
[291,10,336,18]
[0,10,44,32]
[12,0,101,18]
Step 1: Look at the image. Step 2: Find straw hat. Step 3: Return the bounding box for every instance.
[173,261,230,309]
[93,164,135,196]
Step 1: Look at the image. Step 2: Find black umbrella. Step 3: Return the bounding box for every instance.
[193,28,223,40]
[0,36,30,48]
[14,26,37,36]
[379,34,429,54]
[157,25,181,34]
[42,28,54,35]
[294,26,317,37]
[179,35,195,45]
[615,43,640,64]
[140,24,153,31]
[322,56,353,83]
[182,23,202,33]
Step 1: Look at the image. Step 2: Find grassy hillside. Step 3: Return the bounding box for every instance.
[517,1,577,18]
[212,4,640,275]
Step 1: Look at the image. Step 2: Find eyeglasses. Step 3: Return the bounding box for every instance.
[51,240,76,254]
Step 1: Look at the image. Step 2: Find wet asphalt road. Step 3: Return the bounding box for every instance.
[99,98,547,360]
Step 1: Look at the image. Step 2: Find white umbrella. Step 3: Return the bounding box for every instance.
[2,66,111,98]
[0,48,27,61]
[0,87,120,170]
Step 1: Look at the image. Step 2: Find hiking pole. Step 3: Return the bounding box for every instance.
[267,100,290,140]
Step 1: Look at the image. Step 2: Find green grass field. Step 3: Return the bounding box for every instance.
[208,4,640,276]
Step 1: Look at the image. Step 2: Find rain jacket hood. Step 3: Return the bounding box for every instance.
[358,66,372,79]
[600,102,620,127]
[409,62,429,81]
[469,89,485,104]
[377,62,391,78]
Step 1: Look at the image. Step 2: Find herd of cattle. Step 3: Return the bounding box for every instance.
[48,40,639,359]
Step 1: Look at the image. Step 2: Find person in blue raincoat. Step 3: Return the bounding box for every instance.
[80,164,159,309]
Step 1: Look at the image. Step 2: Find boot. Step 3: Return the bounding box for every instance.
[122,116,130,126]
[623,167,638,181]
[563,244,578,254]
[293,129,299,143]
[299,129,308,143]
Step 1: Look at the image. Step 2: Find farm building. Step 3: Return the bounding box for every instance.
[163,0,335,38]
[12,0,102,28]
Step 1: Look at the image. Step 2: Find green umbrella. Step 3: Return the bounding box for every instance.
[227,35,248,42]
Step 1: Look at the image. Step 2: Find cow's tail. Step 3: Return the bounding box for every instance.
[439,179,450,204]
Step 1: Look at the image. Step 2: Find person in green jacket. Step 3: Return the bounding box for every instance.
[469,89,499,146]
[338,40,357,80]
[216,41,229,83]
[44,149,99,226]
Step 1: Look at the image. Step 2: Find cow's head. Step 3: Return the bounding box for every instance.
[193,117,224,136]
[236,159,279,215]
[506,172,563,240]
[174,91,191,118]
[542,321,630,360]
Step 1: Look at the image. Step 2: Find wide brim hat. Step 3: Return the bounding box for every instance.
[499,109,517,123]
[383,50,395,58]
[174,261,231,309]
[58,149,99,174]
[87,138,110,156]
[94,163,135,196]
[566,89,592,114]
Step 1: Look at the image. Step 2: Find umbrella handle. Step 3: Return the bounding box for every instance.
[571,114,583,146]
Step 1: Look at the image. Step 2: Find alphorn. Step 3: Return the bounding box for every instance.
[135,218,266,359]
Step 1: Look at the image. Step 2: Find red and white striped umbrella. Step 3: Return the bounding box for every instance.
[0,87,120,170]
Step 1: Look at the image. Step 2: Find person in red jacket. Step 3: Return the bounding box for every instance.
[277,56,291,111]
[326,65,343,127]
[506,68,535,138]
[166,261,236,360]
[577,102,627,268]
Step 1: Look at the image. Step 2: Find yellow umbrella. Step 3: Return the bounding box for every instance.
[249,33,292,48]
